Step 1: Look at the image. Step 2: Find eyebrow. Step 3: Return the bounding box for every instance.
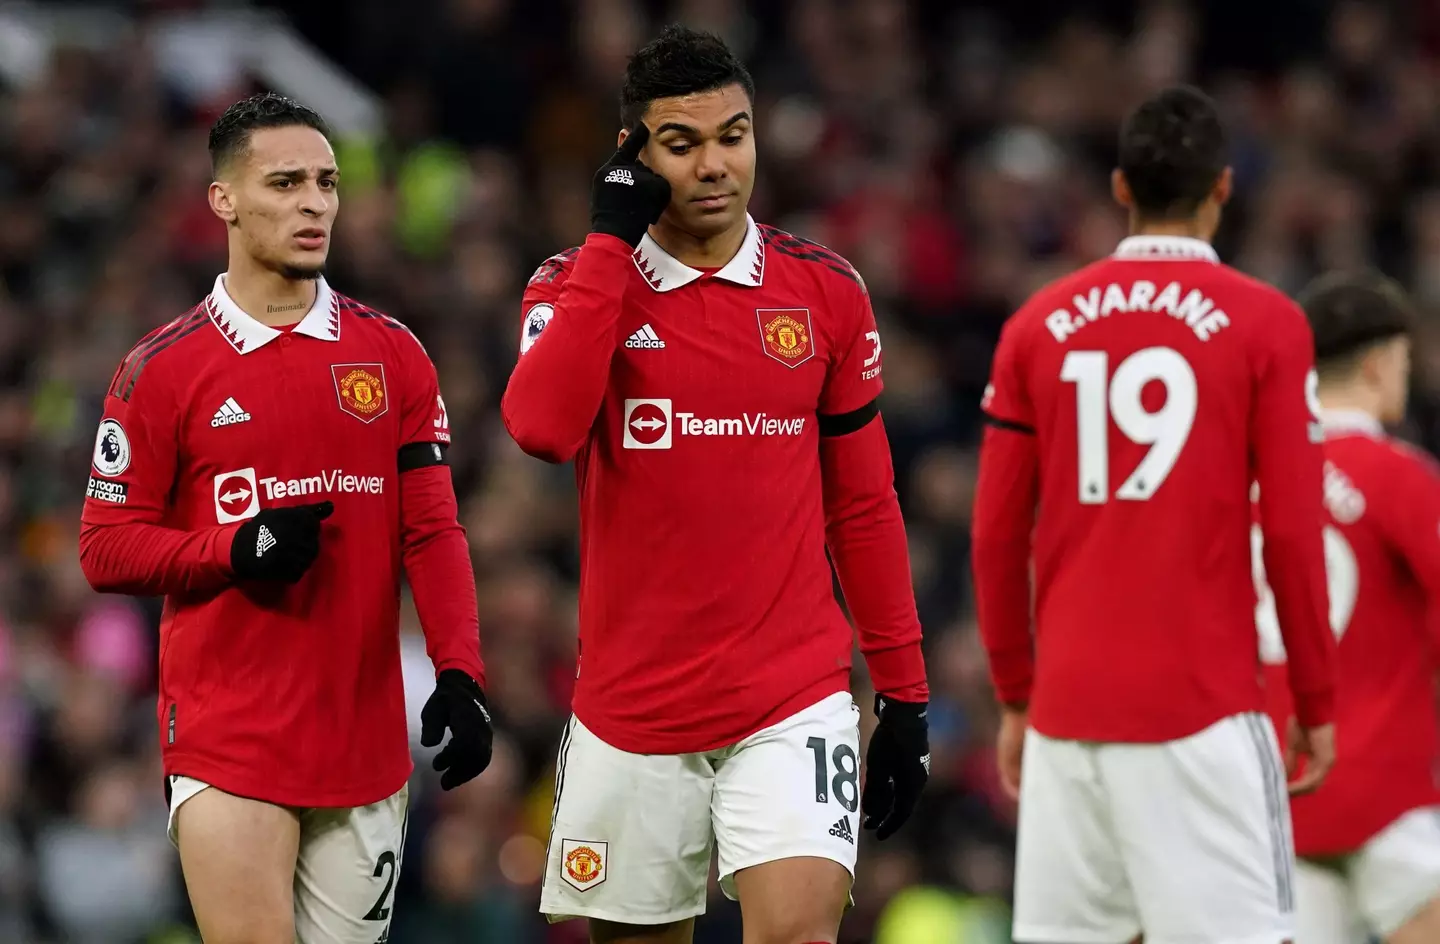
[265,166,339,180]
[654,112,752,137]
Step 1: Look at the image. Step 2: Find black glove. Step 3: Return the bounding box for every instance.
[421,669,494,790]
[230,501,333,582]
[590,122,671,247]
[862,695,930,841]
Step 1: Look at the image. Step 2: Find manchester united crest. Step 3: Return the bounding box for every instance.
[758,308,814,367]
[331,363,389,423]
[560,839,607,892]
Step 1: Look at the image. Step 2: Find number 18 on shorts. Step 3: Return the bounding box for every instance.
[539,692,862,924]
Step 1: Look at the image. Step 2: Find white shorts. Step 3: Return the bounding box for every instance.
[168,775,409,944]
[1293,806,1440,944]
[538,691,861,925]
[1013,713,1294,944]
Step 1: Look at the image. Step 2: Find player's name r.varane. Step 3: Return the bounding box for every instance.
[1045,280,1232,344]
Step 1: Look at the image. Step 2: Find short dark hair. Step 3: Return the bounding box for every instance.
[620,25,755,129]
[1117,85,1228,220]
[1300,271,1414,377]
[208,92,330,176]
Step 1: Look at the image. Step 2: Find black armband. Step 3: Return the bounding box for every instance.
[818,398,880,437]
[982,412,1035,435]
[399,441,449,472]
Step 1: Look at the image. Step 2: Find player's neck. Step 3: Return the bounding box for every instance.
[1129,217,1214,243]
[647,217,748,270]
[222,255,319,327]
[1317,386,1381,423]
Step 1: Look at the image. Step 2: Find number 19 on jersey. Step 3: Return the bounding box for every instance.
[1061,346,1198,504]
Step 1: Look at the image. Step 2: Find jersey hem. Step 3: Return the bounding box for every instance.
[1029,700,1265,744]
[1295,798,1440,859]
[163,753,413,809]
[575,672,849,754]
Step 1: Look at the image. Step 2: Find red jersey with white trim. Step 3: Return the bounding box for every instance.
[80,275,482,808]
[502,219,927,754]
[1258,411,1440,855]
[973,235,1335,743]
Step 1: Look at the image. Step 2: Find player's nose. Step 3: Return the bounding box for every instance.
[694,141,730,181]
[298,184,331,217]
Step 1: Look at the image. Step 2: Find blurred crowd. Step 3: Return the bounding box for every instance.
[0,0,1438,940]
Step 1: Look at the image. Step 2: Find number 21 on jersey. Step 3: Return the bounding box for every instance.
[1061,346,1197,503]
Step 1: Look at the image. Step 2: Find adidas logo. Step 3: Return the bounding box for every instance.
[828,816,854,844]
[604,168,635,186]
[211,397,252,427]
[255,525,276,557]
[624,324,666,349]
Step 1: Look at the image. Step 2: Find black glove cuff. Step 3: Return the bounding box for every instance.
[437,668,485,700]
[874,694,928,726]
[590,215,648,248]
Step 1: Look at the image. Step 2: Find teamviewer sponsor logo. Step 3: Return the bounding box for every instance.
[214,468,260,523]
[622,398,807,449]
[623,399,672,449]
[260,470,385,499]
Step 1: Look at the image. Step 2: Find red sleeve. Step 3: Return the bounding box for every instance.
[1252,302,1336,727]
[818,273,884,416]
[971,318,1039,706]
[1371,448,1440,655]
[78,358,236,596]
[397,338,484,685]
[820,416,927,701]
[500,235,632,463]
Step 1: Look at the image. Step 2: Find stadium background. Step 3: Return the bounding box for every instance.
[0,0,1434,940]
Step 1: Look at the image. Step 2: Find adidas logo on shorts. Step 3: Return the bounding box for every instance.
[604,168,635,186]
[828,815,854,844]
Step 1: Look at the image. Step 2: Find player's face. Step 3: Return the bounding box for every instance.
[212,125,338,280]
[1374,334,1412,425]
[637,84,756,240]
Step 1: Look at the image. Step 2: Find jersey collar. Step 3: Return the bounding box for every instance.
[1112,235,1220,263]
[631,214,765,292]
[206,273,340,354]
[1320,408,1383,437]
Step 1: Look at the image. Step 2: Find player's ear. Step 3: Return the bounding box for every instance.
[208,180,238,224]
[1110,169,1133,210]
[1213,166,1234,207]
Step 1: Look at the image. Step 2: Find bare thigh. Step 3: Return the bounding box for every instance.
[590,917,695,944]
[732,855,850,944]
[1389,896,1440,944]
[175,786,301,944]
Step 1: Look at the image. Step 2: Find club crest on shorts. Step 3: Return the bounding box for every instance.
[757,308,814,367]
[560,839,607,892]
[331,363,388,423]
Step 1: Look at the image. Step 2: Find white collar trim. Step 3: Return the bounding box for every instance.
[632,215,765,292]
[1321,408,1383,437]
[1112,235,1219,263]
[207,274,340,353]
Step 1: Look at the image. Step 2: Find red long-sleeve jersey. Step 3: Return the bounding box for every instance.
[1257,411,1440,854]
[972,235,1335,742]
[501,220,927,754]
[80,276,483,807]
